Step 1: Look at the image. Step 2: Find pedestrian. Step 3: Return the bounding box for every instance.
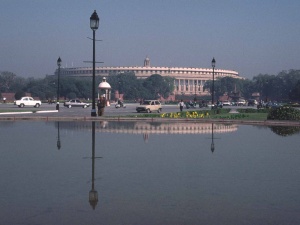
[97,95,106,116]
[179,99,184,112]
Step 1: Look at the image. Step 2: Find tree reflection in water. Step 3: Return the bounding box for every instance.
[270,126,300,136]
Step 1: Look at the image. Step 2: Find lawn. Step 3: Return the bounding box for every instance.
[210,112,268,120]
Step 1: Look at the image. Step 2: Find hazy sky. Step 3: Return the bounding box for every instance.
[1,0,299,79]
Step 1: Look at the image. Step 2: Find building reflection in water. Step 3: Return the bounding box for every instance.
[57,121,61,150]
[89,121,98,210]
[51,120,232,209]
[56,121,238,144]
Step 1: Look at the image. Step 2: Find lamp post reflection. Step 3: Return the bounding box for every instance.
[89,121,98,209]
[57,121,61,150]
[211,123,215,153]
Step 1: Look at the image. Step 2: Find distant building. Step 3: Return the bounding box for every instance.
[1,92,33,102]
[1,93,15,103]
[55,56,243,97]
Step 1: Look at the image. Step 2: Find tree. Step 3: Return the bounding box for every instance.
[67,92,77,99]
[0,71,17,92]
[25,77,55,100]
[107,72,141,100]
[15,90,26,100]
[2,68,300,103]
[142,74,174,99]
[289,80,300,101]
[204,77,251,100]
[60,77,80,100]
[252,70,300,102]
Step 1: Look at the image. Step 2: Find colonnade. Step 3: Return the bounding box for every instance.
[174,79,206,96]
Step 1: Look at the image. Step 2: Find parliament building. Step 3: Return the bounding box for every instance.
[55,56,242,98]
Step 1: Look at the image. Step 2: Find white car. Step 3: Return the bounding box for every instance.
[136,100,162,113]
[237,99,246,106]
[222,101,232,106]
[14,97,42,108]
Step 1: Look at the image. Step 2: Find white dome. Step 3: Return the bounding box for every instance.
[98,77,111,89]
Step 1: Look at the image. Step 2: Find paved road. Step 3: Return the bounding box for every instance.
[0,102,254,118]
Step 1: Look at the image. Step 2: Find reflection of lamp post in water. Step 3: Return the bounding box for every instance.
[143,133,149,143]
[89,121,98,209]
[57,121,61,150]
[211,123,215,153]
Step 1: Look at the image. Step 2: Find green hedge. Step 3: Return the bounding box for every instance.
[237,108,270,113]
[267,106,300,121]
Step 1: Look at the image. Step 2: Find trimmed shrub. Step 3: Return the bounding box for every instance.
[212,108,231,114]
[267,106,300,121]
[237,108,270,113]
[215,114,249,120]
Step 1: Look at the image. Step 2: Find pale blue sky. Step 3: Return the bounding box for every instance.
[1,0,299,79]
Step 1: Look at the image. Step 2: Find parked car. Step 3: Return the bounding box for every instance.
[265,101,282,109]
[212,101,223,109]
[222,101,232,106]
[14,97,41,108]
[248,99,258,106]
[237,99,246,106]
[64,99,90,108]
[136,100,162,113]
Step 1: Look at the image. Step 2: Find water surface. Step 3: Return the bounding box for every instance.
[0,121,299,225]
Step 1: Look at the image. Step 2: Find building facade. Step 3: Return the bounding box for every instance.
[55,57,242,97]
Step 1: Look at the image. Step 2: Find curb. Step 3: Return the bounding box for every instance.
[0,115,300,127]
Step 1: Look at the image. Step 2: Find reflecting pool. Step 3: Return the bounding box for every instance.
[0,121,300,225]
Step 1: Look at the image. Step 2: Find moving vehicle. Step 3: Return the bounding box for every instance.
[115,100,126,108]
[63,99,90,108]
[115,103,126,108]
[136,100,162,113]
[186,101,196,109]
[14,97,41,108]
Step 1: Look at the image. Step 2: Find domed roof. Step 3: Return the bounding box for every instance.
[98,77,111,89]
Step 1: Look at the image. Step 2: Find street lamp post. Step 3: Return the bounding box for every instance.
[211,57,216,109]
[90,10,100,117]
[56,57,61,110]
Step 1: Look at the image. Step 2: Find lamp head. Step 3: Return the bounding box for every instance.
[211,57,216,68]
[57,57,62,67]
[90,10,99,30]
